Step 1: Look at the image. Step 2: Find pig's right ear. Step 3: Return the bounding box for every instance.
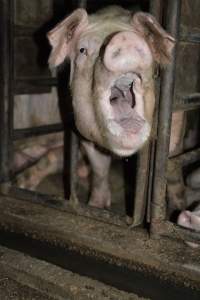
[47,9,88,67]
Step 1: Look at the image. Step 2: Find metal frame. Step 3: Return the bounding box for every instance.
[150,0,200,245]
[1,0,200,246]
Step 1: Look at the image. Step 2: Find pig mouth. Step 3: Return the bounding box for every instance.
[109,74,145,134]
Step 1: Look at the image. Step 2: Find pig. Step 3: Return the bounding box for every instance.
[47,5,175,208]
[178,204,200,248]
[13,91,64,189]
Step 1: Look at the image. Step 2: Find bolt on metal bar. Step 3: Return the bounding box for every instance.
[150,0,181,235]
[0,0,14,183]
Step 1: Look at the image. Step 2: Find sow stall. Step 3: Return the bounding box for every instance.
[0,0,200,299]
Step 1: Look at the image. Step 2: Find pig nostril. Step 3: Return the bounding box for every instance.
[110,97,118,105]
[130,83,135,108]
[112,48,121,59]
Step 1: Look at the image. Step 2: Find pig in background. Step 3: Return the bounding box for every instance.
[178,202,200,248]
[13,89,64,189]
[169,110,200,247]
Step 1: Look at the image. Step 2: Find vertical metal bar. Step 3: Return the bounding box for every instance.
[69,132,79,204]
[69,0,87,204]
[131,0,163,227]
[149,0,162,21]
[78,0,87,8]
[0,0,14,184]
[150,0,181,235]
[131,144,151,226]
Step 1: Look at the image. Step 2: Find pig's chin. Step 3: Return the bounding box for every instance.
[104,75,150,157]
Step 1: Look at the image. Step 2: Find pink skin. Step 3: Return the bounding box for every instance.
[103,31,153,74]
[178,209,200,248]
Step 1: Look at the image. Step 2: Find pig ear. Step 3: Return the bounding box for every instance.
[47,9,88,67]
[132,12,175,66]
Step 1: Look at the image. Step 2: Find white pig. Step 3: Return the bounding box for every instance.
[47,6,175,208]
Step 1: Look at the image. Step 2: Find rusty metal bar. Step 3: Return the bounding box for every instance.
[150,0,181,235]
[0,0,14,183]
[13,123,64,140]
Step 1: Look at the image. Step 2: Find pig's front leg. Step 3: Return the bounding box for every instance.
[81,140,111,209]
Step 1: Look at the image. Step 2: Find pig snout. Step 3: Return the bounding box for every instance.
[103,31,153,73]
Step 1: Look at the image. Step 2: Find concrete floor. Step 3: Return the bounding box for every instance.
[0,245,146,300]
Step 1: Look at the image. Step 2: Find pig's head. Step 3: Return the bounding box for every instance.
[48,6,175,156]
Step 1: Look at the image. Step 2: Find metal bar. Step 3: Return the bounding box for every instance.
[180,33,200,44]
[78,0,87,8]
[150,0,181,235]
[69,0,88,206]
[69,132,79,204]
[149,0,162,21]
[14,25,39,37]
[173,93,200,111]
[130,0,163,227]
[0,0,14,183]
[155,220,200,245]
[13,123,64,140]
[14,78,58,94]
[147,0,163,224]
[6,186,127,227]
[169,147,200,166]
[131,143,151,227]
[15,77,58,87]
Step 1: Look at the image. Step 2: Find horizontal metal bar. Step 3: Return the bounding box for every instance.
[6,186,127,227]
[157,220,200,245]
[173,93,200,111]
[15,77,58,87]
[180,33,200,44]
[169,147,200,166]
[14,25,38,37]
[13,123,64,140]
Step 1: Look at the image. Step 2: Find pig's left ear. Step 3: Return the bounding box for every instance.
[47,9,88,67]
[132,12,175,66]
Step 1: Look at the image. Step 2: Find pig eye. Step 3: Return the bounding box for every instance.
[79,47,87,55]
